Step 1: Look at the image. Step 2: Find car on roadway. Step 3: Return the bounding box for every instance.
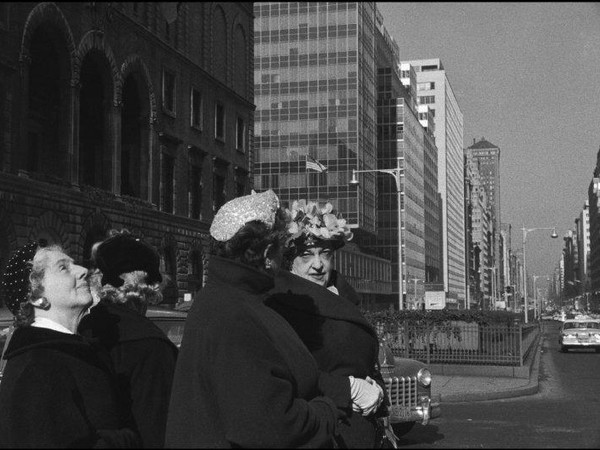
[558,317,600,352]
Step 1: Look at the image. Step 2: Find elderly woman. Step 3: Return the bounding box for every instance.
[266,200,390,448]
[0,241,139,448]
[165,190,343,448]
[79,230,178,448]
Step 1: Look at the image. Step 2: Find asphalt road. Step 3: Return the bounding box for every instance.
[395,320,600,448]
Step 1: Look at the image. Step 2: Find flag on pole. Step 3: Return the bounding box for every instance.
[306,155,327,173]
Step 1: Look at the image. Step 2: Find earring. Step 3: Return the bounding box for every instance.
[31,297,51,310]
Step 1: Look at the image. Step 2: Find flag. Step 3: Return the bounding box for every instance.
[306,155,327,173]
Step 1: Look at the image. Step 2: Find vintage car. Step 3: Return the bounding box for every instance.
[558,317,600,352]
[378,338,441,437]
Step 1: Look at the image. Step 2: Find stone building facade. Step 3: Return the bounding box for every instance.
[0,2,254,305]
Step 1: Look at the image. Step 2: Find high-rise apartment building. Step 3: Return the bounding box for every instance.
[253,2,393,306]
[401,58,465,306]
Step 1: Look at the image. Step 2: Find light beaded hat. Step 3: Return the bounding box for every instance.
[210,190,281,242]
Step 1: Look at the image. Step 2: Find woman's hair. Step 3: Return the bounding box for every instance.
[15,244,63,328]
[100,270,164,315]
[210,207,288,269]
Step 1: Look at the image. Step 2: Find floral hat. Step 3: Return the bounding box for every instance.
[285,200,353,251]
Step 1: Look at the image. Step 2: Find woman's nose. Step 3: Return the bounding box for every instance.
[76,265,89,279]
[311,255,324,269]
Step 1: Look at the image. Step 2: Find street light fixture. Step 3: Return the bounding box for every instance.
[522,224,559,323]
[350,157,405,310]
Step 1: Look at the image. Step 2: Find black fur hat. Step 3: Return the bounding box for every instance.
[94,234,162,288]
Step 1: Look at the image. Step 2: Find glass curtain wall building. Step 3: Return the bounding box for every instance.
[253,2,377,231]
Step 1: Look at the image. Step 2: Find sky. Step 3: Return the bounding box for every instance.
[377,2,600,287]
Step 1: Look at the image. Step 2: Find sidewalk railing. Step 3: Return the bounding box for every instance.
[383,320,541,367]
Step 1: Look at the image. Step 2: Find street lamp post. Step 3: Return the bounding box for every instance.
[350,157,405,310]
[522,224,558,323]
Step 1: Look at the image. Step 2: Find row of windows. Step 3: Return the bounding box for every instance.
[255,25,358,43]
[255,2,357,17]
[256,51,359,67]
[162,70,246,152]
[418,95,435,105]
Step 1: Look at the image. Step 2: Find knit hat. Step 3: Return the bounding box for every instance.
[210,190,281,242]
[1,241,41,315]
[94,234,162,288]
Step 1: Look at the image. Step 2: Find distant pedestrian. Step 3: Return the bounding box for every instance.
[79,230,178,449]
[267,199,391,448]
[165,190,343,448]
[0,241,140,448]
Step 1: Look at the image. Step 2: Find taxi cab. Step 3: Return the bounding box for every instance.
[558,315,600,352]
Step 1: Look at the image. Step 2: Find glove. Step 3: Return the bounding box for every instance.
[349,375,384,416]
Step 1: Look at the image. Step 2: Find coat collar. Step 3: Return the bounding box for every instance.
[206,255,275,295]
[269,271,376,337]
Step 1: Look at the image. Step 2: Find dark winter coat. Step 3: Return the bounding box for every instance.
[0,326,140,448]
[165,255,341,448]
[267,270,387,448]
[79,301,178,448]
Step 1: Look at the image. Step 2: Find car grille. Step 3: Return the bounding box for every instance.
[385,375,418,408]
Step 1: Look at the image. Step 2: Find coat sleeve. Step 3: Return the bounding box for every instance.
[3,361,139,448]
[207,316,341,448]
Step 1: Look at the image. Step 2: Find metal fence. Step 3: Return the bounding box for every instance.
[382,320,540,366]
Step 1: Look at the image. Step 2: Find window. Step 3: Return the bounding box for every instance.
[191,88,202,129]
[161,153,174,213]
[189,165,202,219]
[162,69,176,115]
[215,102,225,141]
[236,117,246,152]
[213,173,226,212]
[418,95,435,105]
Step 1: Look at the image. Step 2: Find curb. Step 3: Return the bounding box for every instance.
[439,334,543,403]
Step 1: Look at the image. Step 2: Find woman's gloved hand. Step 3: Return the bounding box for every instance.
[349,375,384,416]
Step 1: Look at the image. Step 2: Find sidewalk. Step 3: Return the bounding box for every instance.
[430,335,543,403]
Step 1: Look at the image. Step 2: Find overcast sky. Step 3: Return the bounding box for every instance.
[377,2,600,287]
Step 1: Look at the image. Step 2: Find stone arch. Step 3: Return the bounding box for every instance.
[79,210,112,265]
[28,210,70,251]
[20,2,76,70]
[75,30,122,106]
[119,55,157,125]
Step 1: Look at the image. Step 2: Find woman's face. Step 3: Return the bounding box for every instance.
[37,249,93,311]
[291,246,334,287]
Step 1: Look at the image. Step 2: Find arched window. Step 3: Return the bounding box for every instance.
[212,7,227,83]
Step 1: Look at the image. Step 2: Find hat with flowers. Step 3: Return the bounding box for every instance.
[285,200,353,252]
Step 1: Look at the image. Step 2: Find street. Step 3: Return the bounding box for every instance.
[395,321,600,448]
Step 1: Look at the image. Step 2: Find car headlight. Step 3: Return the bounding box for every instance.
[417,368,432,387]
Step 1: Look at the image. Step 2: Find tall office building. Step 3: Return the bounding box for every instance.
[401,58,465,306]
[254,2,377,230]
[575,201,591,294]
[253,2,393,306]
[374,11,434,309]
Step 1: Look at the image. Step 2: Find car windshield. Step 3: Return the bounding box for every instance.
[563,322,600,330]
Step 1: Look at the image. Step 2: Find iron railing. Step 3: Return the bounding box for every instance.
[381,320,540,366]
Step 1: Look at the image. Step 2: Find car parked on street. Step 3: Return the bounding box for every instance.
[378,338,441,437]
[559,317,600,352]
